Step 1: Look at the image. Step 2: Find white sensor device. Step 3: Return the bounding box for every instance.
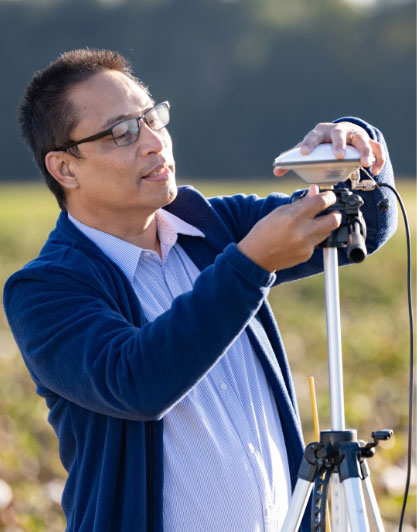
[273,143,367,185]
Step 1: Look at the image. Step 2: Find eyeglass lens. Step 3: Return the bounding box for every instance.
[112,102,170,146]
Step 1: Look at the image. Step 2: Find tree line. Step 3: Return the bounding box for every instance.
[0,0,415,181]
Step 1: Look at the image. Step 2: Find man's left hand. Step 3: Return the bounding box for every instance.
[274,121,385,177]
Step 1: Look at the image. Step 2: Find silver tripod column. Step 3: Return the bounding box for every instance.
[323,247,345,431]
[324,247,375,532]
[323,247,348,531]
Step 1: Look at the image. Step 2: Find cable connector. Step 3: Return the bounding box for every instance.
[350,168,377,191]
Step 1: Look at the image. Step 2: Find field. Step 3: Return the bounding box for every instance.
[0,177,415,531]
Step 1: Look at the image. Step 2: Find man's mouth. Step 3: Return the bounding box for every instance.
[142,164,172,181]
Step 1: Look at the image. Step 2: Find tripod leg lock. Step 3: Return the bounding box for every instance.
[298,442,326,482]
[337,441,365,482]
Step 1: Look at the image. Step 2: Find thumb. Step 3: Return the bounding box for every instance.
[307,184,320,197]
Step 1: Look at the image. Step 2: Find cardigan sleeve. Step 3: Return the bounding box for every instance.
[3,242,275,422]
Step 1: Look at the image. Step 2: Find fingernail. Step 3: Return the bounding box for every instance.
[335,148,345,158]
[300,145,310,154]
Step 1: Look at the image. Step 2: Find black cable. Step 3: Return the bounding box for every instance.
[378,183,414,531]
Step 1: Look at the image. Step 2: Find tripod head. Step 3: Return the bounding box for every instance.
[319,187,367,263]
[292,185,368,262]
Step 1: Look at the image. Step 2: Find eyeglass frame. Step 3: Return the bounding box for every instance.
[56,101,170,151]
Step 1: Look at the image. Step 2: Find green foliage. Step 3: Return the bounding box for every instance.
[0,178,415,530]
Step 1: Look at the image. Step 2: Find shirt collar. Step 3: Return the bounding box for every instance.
[68,210,204,283]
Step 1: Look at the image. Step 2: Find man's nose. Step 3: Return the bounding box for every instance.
[138,122,165,155]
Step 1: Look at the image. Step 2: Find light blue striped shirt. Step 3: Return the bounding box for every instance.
[69,209,291,531]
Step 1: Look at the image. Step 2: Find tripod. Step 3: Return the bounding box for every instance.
[281,187,392,532]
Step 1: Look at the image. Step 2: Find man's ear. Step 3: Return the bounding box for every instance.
[45,151,80,190]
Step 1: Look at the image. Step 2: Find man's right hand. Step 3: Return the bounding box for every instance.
[237,185,342,273]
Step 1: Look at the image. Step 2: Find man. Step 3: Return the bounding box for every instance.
[3,49,396,531]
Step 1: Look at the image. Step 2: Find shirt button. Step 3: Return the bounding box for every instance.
[143,251,151,258]
[248,443,255,453]
[220,382,228,390]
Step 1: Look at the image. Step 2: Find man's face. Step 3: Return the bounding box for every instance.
[65,69,177,223]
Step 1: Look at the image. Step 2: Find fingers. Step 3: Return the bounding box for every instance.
[369,139,385,175]
[298,188,342,238]
[335,122,385,175]
[299,200,342,253]
[343,128,373,167]
[298,187,337,218]
[299,126,330,155]
[306,184,319,197]
[287,193,342,259]
[312,210,342,241]
[275,122,386,177]
[273,168,289,177]
[272,142,302,177]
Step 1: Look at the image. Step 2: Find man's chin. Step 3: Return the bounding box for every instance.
[164,183,178,206]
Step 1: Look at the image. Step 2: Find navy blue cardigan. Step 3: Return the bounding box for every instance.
[3,119,396,531]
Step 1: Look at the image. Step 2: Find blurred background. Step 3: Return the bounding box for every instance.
[0,0,415,530]
[0,0,416,181]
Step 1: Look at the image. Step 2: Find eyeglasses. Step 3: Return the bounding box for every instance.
[57,101,170,151]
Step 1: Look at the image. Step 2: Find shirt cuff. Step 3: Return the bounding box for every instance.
[222,243,276,288]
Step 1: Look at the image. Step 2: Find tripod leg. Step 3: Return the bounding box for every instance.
[342,477,370,532]
[330,475,349,532]
[281,479,314,532]
[362,476,385,531]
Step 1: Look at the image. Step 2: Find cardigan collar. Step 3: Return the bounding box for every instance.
[53,185,236,258]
